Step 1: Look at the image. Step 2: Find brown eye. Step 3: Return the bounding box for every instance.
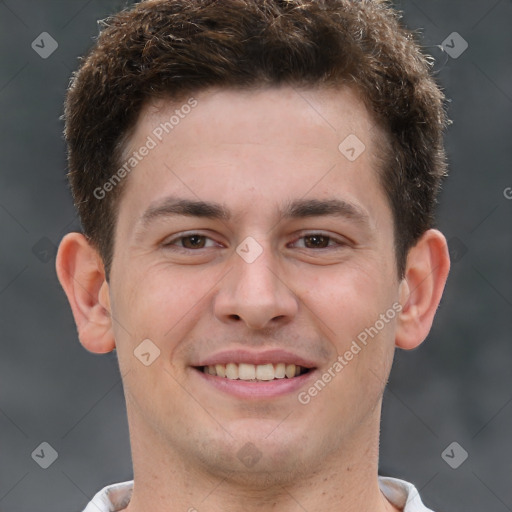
[303,234,331,248]
[181,235,207,249]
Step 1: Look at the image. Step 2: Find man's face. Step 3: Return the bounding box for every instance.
[108,86,401,481]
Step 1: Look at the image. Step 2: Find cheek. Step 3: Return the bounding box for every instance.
[297,262,398,393]
[110,264,210,347]
[302,270,397,406]
[297,262,394,340]
[109,267,213,404]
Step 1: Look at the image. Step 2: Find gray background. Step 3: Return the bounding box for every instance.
[0,0,510,511]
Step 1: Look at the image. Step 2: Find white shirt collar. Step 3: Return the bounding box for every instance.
[83,476,435,512]
[378,476,436,511]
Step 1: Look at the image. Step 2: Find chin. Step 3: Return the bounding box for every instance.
[192,428,320,487]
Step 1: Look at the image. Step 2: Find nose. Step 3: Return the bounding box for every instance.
[213,244,299,330]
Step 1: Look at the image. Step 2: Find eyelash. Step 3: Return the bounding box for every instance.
[163,233,220,250]
[288,233,347,249]
[162,232,348,251]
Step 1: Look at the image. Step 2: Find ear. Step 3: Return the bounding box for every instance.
[395,229,450,350]
[55,232,115,354]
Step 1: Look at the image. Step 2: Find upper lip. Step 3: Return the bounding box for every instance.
[192,349,317,369]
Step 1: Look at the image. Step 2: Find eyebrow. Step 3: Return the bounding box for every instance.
[282,198,369,224]
[139,198,230,227]
[137,196,369,230]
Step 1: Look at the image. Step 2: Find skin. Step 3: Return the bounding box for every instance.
[57,86,450,512]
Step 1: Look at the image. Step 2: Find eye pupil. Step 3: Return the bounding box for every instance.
[183,235,206,249]
[305,235,329,248]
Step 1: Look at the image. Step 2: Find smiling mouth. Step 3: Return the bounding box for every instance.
[194,363,312,381]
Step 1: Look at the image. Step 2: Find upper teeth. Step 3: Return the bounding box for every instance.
[203,363,306,380]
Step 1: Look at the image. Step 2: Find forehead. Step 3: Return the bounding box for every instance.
[116,85,390,231]
[139,85,380,153]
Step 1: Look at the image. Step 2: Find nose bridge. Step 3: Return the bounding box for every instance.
[214,239,298,329]
[240,236,275,280]
[235,240,284,305]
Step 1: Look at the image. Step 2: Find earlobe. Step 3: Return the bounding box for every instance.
[55,233,115,354]
[395,229,450,350]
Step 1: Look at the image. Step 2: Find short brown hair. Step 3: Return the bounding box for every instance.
[64,0,448,279]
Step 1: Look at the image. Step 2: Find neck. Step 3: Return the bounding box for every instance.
[122,406,400,512]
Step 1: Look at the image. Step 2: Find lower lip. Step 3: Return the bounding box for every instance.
[191,367,317,399]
